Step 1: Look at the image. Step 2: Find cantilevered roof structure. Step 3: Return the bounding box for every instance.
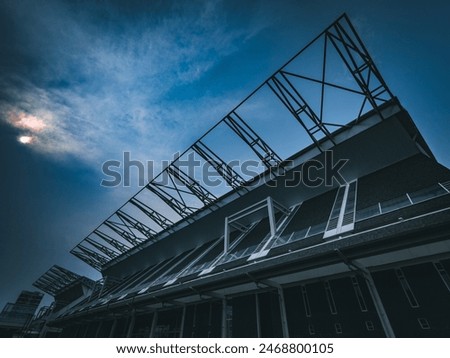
[69,13,408,272]
[29,14,450,338]
[33,266,94,297]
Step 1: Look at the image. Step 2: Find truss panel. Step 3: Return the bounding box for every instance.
[71,249,103,271]
[267,72,336,148]
[110,211,155,243]
[191,140,247,191]
[33,265,86,296]
[326,16,394,116]
[129,198,174,230]
[166,163,217,206]
[84,237,119,260]
[146,182,197,219]
[93,229,131,253]
[224,111,282,169]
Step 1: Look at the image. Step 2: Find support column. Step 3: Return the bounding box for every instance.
[336,250,395,338]
[179,306,186,338]
[73,324,82,338]
[38,324,48,338]
[109,318,118,338]
[95,321,103,338]
[221,299,227,338]
[255,294,261,338]
[224,217,229,253]
[149,311,158,338]
[277,287,290,338]
[267,197,276,236]
[126,310,136,338]
[363,271,395,338]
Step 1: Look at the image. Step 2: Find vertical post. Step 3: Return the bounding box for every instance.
[224,217,229,253]
[149,311,158,338]
[221,298,227,338]
[277,287,290,338]
[95,321,103,338]
[109,318,118,338]
[363,271,395,338]
[255,293,261,338]
[267,197,276,236]
[179,305,186,338]
[207,303,213,338]
[38,325,48,338]
[126,310,136,338]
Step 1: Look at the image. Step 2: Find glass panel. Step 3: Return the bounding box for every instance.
[355,204,380,221]
[380,195,410,213]
[342,181,357,223]
[290,227,310,241]
[308,222,327,236]
[395,268,419,308]
[325,186,345,231]
[409,184,447,204]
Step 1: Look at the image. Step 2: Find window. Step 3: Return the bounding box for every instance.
[395,268,419,308]
[356,181,450,222]
[351,276,368,312]
[418,318,430,330]
[301,286,311,317]
[324,181,357,238]
[324,281,337,315]
[365,320,374,331]
[434,262,450,292]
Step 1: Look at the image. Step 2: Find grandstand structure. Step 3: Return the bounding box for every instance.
[0,291,43,337]
[29,14,450,338]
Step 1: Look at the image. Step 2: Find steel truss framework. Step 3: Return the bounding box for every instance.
[69,14,394,271]
[33,265,92,297]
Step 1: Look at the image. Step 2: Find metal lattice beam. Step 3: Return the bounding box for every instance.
[71,249,103,271]
[145,182,196,219]
[33,265,84,296]
[267,72,336,148]
[326,16,393,117]
[84,237,119,260]
[224,111,282,169]
[107,211,152,244]
[166,163,217,206]
[76,244,110,265]
[263,13,393,149]
[93,229,131,253]
[71,244,110,271]
[129,198,174,229]
[192,140,247,191]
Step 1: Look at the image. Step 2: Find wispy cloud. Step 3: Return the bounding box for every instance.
[0,0,265,169]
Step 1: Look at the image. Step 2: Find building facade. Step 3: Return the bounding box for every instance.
[28,14,450,338]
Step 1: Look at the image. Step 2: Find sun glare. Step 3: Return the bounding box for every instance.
[18,136,33,144]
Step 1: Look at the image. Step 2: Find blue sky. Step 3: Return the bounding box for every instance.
[1,0,449,308]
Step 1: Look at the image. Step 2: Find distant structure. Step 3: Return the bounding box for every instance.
[28,14,450,338]
[0,290,43,337]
